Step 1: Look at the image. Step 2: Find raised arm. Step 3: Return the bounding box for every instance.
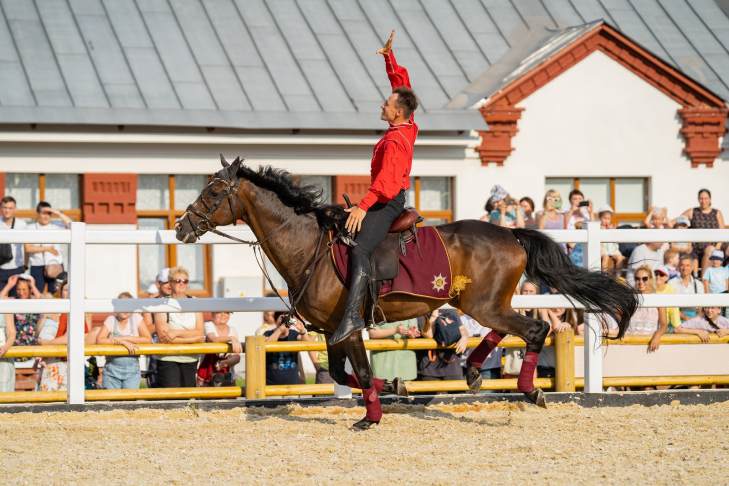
[378,31,412,91]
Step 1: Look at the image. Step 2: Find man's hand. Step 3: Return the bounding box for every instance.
[345,206,366,235]
[377,30,394,55]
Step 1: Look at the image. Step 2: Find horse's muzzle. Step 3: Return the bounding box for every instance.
[174,215,198,243]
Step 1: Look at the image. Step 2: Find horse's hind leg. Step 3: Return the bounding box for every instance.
[466,309,549,407]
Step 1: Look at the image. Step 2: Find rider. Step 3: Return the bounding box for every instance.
[329,30,418,346]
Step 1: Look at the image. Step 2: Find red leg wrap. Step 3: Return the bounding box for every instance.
[346,373,384,393]
[467,331,504,369]
[362,386,383,422]
[517,351,539,393]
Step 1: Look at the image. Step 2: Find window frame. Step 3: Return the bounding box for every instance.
[7,173,82,221]
[410,176,454,224]
[136,174,212,297]
[555,177,648,225]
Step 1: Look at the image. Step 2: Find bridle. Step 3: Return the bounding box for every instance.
[180,175,329,326]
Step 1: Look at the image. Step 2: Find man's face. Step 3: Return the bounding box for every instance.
[678,258,693,277]
[380,93,402,123]
[37,207,52,225]
[1,201,15,221]
[157,280,172,297]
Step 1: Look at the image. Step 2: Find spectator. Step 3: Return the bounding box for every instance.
[0,196,27,297]
[483,185,524,228]
[416,308,468,382]
[264,312,308,385]
[141,267,171,389]
[703,250,729,294]
[25,201,71,294]
[626,265,667,352]
[198,311,241,387]
[537,189,566,231]
[669,216,693,257]
[96,292,152,389]
[627,242,666,285]
[256,310,278,336]
[0,300,16,392]
[681,189,725,274]
[669,255,705,321]
[674,307,729,342]
[36,283,96,391]
[367,318,419,382]
[643,206,668,229]
[519,197,537,229]
[565,189,593,229]
[153,266,205,388]
[537,306,583,377]
[307,332,333,384]
[503,280,540,380]
[1,274,42,349]
[663,249,680,280]
[598,206,625,276]
[653,266,681,332]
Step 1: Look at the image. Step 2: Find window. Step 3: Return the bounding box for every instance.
[136,175,211,296]
[406,177,454,225]
[545,177,648,224]
[5,173,81,221]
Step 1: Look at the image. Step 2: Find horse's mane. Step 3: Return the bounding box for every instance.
[235,164,346,229]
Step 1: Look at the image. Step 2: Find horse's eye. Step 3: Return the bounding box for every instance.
[209,190,219,198]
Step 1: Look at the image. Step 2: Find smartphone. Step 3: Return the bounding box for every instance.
[578,201,590,207]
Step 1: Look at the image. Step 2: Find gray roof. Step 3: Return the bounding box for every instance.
[1,0,729,132]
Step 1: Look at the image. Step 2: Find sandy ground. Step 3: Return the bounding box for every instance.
[0,400,727,485]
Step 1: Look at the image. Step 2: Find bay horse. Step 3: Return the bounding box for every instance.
[175,157,638,429]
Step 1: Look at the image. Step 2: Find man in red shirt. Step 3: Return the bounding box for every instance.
[330,31,419,345]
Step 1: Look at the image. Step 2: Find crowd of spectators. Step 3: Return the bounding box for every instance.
[0,184,727,394]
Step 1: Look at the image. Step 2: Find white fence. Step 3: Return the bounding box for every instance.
[1,221,728,403]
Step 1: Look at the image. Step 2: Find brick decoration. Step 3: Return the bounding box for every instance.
[0,173,5,198]
[333,175,371,206]
[82,174,137,224]
[476,22,727,167]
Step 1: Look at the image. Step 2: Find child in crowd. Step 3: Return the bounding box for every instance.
[674,307,729,341]
[702,250,729,294]
[663,249,680,280]
[598,206,624,275]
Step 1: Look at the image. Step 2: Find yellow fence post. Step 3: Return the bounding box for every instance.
[245,335,266,400]
[554,327,575,392]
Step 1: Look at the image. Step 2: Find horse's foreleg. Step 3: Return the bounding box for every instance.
[342,332,383,429]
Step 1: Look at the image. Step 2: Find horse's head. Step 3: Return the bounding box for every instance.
[175,155,244,243]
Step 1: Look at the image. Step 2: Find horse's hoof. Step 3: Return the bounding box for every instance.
[393,377,409,397]
[465,366,482,394]
[524,388,547,409]
[351,417,379,431]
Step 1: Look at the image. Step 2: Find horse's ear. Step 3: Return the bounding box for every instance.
[220,154,230,168]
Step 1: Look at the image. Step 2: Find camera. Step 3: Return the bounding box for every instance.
[578,200,590,208]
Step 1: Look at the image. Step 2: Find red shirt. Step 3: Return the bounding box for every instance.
[358,51,418,212]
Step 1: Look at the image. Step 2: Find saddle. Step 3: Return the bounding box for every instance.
[365,208,423,325]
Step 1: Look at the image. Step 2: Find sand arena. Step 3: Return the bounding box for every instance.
[0,400,727,484]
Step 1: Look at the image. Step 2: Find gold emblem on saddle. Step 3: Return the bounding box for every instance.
[431,273,447,292]
[449,275,472,297]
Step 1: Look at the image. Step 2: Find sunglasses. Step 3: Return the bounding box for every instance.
[172,279,189,284]
[635,276,650,282]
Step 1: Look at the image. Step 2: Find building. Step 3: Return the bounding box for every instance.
[1,1,727,333]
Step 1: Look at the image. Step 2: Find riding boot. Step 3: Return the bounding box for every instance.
[329,252,371,346]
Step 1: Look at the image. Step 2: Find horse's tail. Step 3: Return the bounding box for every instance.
[512,228,639,339]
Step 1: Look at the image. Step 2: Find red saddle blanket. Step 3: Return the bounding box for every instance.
[331,226,452,299]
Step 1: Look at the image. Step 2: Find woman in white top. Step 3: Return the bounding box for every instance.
[627,265,667,352]
[25,201,71,294]
[96,292,152,389]
[153,266,204,388]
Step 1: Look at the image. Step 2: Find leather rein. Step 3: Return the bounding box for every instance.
[182,177,329,324]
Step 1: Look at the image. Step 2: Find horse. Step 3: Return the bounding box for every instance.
[175,156,639,429]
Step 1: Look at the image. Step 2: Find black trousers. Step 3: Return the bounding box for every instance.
[354,191,406,258]
[157,360,197,388]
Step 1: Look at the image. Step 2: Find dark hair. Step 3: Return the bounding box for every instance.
[484,197,495,213]
[393,87,418,119]
[698,188,711,199]
[568,189,584,201]
[519,196,535,212]
[678,254,693,264]
[1,196,16,205]
[36,201,51,213]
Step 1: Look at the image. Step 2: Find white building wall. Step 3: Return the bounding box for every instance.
[457,50,729,219]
